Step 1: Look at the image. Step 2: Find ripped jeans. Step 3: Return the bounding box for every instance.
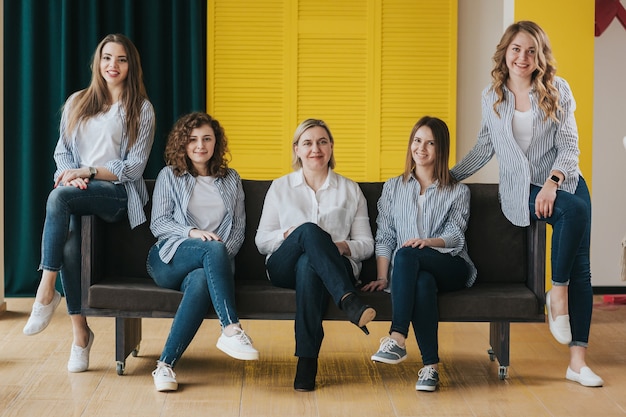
[147,239,239,367]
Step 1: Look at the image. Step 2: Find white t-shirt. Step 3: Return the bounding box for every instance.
[76,102,123,167]
[512,109,533,153]
[187,175,226,233]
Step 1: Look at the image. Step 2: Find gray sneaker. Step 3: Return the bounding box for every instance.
[416,366,439,391]
[371,337,407,364]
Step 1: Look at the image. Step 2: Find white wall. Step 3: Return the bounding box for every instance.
[458,0,626,289]
[592,7,626,288]
[456,0,513,182]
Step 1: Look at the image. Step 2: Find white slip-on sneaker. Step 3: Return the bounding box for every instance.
[546,290,572,344]
[67,329,94,373]
[23,290,62,335]
[566,366,604,387]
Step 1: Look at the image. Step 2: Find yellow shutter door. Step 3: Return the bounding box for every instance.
[208,0,456,181]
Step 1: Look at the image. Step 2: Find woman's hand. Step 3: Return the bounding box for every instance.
[361,278,388,292]
[54,168,90,188]
[535,183,557,219]
[402,238,431,248]
[189,229,222,241]
[335,241,351,256]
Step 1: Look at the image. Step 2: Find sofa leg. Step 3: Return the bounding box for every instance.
[489,321,510,379]
[115,317,142,375]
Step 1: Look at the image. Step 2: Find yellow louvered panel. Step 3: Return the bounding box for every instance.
[379,0,456,180]
[296,0,369,180]
[208,0,456,182]
[297,35,369,180]
[208,1,289,179]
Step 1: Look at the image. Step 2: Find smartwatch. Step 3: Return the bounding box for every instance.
[549,174,560,186]
[89,166,97,180]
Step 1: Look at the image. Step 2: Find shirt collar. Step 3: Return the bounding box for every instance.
[293,167,335,190]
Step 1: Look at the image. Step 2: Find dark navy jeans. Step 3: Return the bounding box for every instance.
[266,223,356,358]
[529,176,592,346]
[39,180,128,314]
[390,246,468,365]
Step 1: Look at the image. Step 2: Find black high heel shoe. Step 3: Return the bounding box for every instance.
[294,357,318,392]
[341,293,376,335]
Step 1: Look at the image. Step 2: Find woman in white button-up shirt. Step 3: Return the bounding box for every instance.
[451,21,602,387]
[362,116,476,392]
[255,119,375,391]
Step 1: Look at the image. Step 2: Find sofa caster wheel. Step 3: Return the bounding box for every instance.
[116,361,125,375]
[498,366,508,380]
[487,348,495,361]
[131,344,140,357]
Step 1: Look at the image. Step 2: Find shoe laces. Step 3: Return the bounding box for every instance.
[153,363,176,379]
[31,302,46,316]
[231,328,253,345]
[418,366,437,381]
[379,336,399,353]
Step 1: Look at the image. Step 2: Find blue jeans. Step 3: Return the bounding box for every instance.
[390,246,468,365]
[266,223,357,358]
[529,176,592,346]
[147,239,239,367]
[39,180,128,314]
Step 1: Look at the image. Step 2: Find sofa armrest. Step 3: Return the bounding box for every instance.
[526,220,547,313]
[81,215,104,310]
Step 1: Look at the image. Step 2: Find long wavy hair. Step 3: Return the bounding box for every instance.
[64,34,149,149]
[490,21,560,122]
[402,116,456,188]
[164,112,230,178]
[291,118,336,170]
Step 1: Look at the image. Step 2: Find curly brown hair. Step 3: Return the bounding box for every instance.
[490,21,560,122]
[164,112,230,177]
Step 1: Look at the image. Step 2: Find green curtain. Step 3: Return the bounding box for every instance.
[3,0,207,296]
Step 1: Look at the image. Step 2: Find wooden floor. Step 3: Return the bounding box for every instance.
[1,296,625,417]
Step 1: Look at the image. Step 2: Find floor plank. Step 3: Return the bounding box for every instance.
[1,296,625,417]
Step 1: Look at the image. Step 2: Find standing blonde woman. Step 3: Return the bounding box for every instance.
[451,21,602,387]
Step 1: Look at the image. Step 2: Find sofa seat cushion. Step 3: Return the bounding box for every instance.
[88,277,183,315]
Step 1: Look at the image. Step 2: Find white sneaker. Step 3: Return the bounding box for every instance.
[152,362,178,392]
[566,366,604,387]
[23,291,62,335]
[67,329,94,373]
[216,327,259,360]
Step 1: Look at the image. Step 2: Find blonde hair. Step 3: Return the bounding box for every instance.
[490,21,560,122]
[291,119,336,170]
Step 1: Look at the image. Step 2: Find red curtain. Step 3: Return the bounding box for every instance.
[596,0,626,36]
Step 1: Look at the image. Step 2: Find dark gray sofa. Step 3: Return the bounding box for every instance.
[80,179,546,378]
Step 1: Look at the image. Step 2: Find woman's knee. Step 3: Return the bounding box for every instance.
[181,269,209,293]
[295,222,330,240]
[45,187,74,214]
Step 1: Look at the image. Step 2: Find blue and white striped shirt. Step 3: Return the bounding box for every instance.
[375,175,477,287]
[54,92,155,228]
[451,76,580,227]
[150,166,245,263]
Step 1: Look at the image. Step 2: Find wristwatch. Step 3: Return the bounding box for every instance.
[89,166,97,180]
[549,174,560,186]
